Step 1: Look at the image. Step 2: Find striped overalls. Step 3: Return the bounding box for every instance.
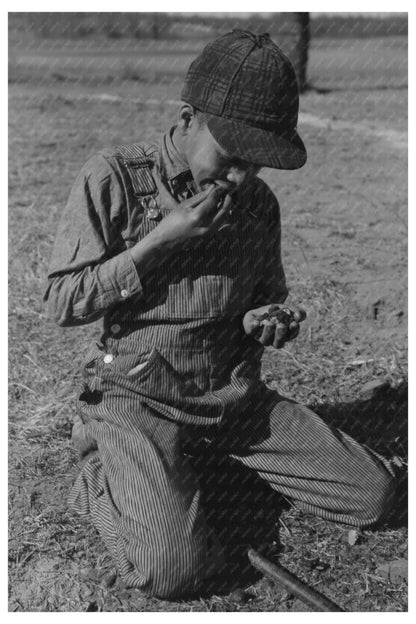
[48,138,396,599]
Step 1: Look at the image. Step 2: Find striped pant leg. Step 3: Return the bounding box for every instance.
[69,404,221,599]
[218,390,396,527]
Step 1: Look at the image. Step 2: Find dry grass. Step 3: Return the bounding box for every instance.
[8,34,407,611]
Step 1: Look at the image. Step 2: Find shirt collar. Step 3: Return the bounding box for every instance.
[159,126,191,182]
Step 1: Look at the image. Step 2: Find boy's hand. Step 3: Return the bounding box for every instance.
[129,173,233,277]
[243,304,306,349]
[152,172,233,249]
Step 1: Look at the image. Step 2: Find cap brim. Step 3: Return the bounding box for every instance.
[205,114,307,170]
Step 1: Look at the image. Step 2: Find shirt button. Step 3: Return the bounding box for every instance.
[111,324,121,334]
[120,289,129,298]
[103,354,114,364]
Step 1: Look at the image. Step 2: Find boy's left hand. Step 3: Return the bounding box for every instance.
[243,304,306,349]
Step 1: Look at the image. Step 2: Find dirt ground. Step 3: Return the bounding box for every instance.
[8,33,408,612]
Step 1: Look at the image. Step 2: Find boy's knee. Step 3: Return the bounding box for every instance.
[144,537,204,599]
[138,527,224,599]
[355,467,397,527]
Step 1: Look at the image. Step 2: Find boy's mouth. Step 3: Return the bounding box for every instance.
[200,178,236,195]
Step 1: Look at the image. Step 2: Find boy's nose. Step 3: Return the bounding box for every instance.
[226,167,247,187]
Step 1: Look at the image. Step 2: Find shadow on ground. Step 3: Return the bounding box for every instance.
[314,381,408,529]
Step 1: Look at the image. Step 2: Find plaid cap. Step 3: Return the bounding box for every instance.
[182,30,307,170]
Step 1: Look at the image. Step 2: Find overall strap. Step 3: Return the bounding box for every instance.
[116,143,158,197]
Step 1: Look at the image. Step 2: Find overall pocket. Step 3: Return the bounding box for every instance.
[101,348,224,425]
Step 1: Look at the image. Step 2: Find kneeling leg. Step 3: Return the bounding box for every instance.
[219,392,396,527]
[69,407,220,599]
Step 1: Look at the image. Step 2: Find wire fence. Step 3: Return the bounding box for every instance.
[9,12,408,92]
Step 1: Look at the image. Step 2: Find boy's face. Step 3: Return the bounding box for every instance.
[185,115,261,195]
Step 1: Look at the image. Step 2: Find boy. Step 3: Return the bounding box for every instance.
[45,30,396,599]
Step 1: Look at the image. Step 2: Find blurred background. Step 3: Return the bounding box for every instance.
[9,12,408,94]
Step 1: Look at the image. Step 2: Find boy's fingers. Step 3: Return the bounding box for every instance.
[272,321,300,348]
[293,308,307,322]
[209,194,234,229]
[258,321,275,346]
[195,186,227,218]
[245,317,263,338]
[188,185,220,210]
[221,193,234,214]
[245,308,302,346]
[153,169,215,210]
[272,322,289,349]
[252,321,264,340]
[288,321,300,341]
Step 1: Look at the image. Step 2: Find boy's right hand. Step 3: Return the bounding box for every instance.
[129,173,233,277]
[152,173,233,249]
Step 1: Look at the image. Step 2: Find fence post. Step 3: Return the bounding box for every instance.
[152,13,160,40]
[294,12,310,92]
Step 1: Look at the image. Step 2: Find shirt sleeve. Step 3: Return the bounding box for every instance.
[44,152,144,327]
[251,180,289,307]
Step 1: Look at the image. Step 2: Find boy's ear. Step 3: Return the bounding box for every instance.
[177,103,196,132]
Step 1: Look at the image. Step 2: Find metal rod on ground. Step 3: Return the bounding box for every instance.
[248,548,345,612]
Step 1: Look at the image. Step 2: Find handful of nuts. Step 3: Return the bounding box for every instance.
[243,303,305,347]
[259,306,295,327]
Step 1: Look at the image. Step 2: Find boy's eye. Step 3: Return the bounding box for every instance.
[220,156,250,170]
[233,160,248,169]
[218,155,234,167]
